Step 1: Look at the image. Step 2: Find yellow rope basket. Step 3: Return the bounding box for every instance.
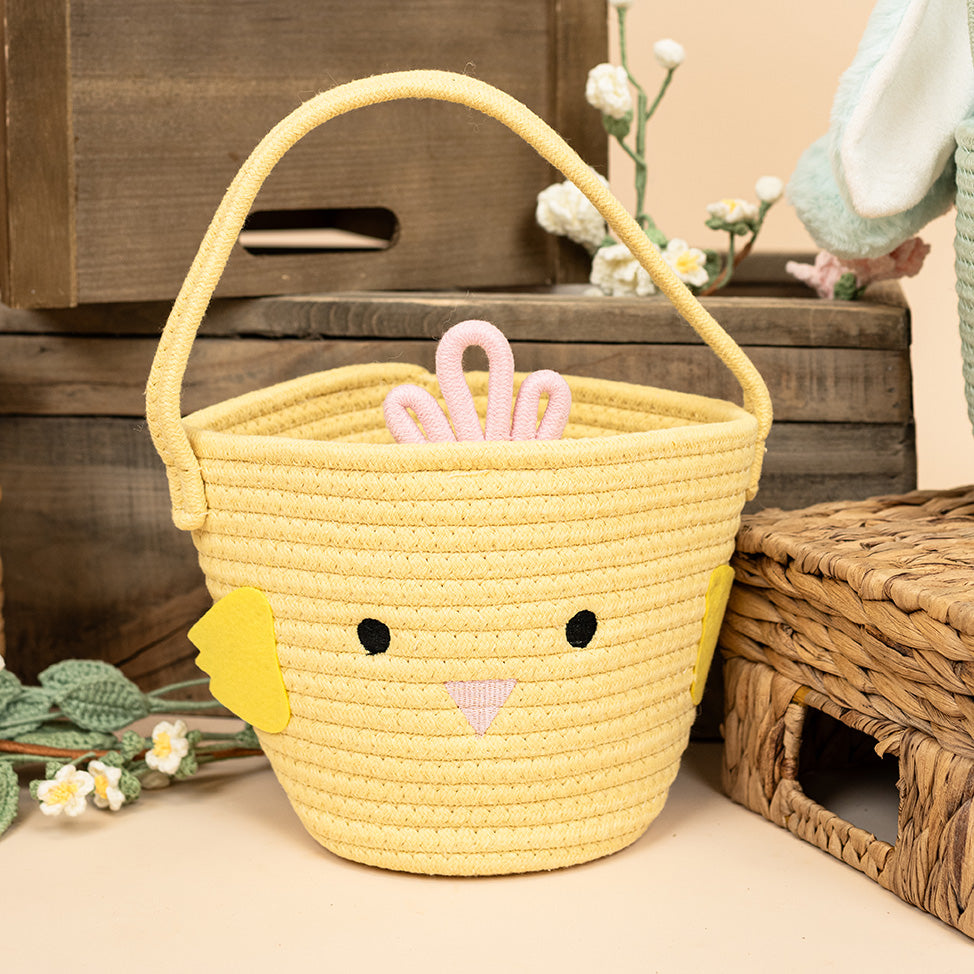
[145,70,772,875]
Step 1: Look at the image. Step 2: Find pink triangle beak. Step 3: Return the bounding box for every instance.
[444,679,516,736]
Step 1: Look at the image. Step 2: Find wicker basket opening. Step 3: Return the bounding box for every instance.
[797,706,900,846]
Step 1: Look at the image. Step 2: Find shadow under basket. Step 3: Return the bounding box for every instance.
[720,486,974,937]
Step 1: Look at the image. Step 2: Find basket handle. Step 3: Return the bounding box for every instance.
[146,69,772,530]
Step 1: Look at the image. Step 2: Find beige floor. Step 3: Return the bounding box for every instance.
[4,734,970,972]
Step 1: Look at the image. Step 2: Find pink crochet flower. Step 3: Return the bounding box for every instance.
[785,251,847,299]
[842,236,930,285]
[786,237,930,299]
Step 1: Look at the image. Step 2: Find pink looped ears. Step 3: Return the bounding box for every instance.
[382,320,572,443]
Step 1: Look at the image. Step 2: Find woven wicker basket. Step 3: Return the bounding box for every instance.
[146,70,772,875]
[721,486,974,936]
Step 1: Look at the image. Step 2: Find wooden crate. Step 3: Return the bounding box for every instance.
[0,259,915,694]
[0,0,605,308]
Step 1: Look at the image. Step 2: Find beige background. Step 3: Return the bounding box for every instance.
[607,0,974,490]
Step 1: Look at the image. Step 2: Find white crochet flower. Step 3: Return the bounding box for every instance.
[585,64,633,120]
[37,764,94,817]
[755,176,784,204]
[662,239,709,287]
[706,198,759,224]
[590,242,657,297]
[88,760,125,812]
[145,719,190,776]
[653,39,685,70]
[536,175,609,252]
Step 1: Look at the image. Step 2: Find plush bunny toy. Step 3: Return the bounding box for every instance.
[788,0,974,259]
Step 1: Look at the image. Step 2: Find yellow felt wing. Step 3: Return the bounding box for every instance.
[690,565,736,706]
[188,587,290,734]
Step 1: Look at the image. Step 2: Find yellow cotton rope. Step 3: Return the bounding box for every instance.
[146,70,772,529]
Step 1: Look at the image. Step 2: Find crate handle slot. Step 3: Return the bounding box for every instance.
[238,206,398,254]
[146,69,772,530]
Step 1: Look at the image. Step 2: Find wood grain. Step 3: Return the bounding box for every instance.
[0,416,209,686]
[548,0,608,285]
[0,333,913,423]
[0,0,76,306]
[0,0,607,307]
[0,280,911,348]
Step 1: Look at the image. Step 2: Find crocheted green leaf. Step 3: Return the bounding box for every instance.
[0,762,18,838]
[119,769,141,803]
[59,677,149,731]
[0,670,22,711]
[601,111,632,140]
[174,751,199,780]
[0,687,55,738]
[120,730,146,761]
[38,659,130,693]
[832,271,863,301]
[704,215,754,236]
[14,724,119,751]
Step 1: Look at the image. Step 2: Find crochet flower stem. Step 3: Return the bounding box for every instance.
[0,660,269,838]
[148,677,211,696]
[644,70,674,123]
[616,5,667,246]
[146,677,229,713]
[698,200,771,296]
[0,738,262,762]
[701,233,738,295]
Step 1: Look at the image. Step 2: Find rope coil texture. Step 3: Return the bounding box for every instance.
[145,71,771,874]
[955,119,974,435]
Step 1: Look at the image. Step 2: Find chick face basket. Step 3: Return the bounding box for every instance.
[145,71,772,876]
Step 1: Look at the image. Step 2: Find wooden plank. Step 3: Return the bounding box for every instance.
[0,0,76,307]
[0,0,607,306]
[0,285,911,349]
[0,416,210,685]
[56,0,605,306]
[548,0,609,285]
[72,93,556,302]
[0,333,912,423]
[0,416,916,684]
[747,421,917,513]
[204,289,910,348]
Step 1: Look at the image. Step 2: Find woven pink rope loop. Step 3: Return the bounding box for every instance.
[383,319,572,443]
[511,369,572,440]
[382,384,457,444]
[434,320,515,441]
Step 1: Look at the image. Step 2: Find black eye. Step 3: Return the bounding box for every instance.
[566,610,597,648]
[357,618,390,655]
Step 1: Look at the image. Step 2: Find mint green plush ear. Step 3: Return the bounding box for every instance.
[840,0,974,218]
[189,587,290,734]
[789,0,973,258]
